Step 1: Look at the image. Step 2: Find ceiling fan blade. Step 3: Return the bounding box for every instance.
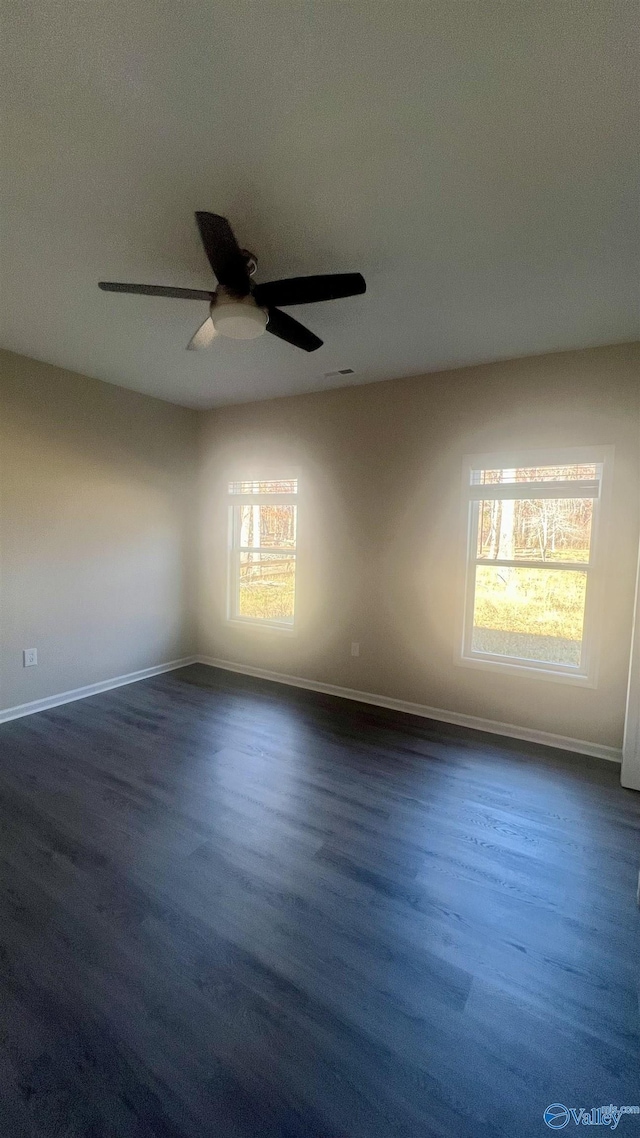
[253,273,366,308]
[266,308,323,352]
[195,212,251,297]
[99,282,214,301]
[187,315,217,351]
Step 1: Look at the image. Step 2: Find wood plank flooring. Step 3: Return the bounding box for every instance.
[0,663,638,1138]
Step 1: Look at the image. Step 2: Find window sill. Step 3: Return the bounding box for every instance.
[455,652,596,688]
[226,618,298,637]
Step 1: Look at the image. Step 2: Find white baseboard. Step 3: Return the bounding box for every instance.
[196,655,622,764]
[1,652,622,764]
[0,656,198,725]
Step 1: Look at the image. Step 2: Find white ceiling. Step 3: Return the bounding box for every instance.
[2,1,638,409]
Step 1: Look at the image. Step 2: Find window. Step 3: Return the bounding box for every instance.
[458,450,611,684]
[228,479,298,628]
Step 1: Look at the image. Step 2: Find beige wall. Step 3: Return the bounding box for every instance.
[3,343,638,748]
[0,351,198,711]
[198,343,640,750]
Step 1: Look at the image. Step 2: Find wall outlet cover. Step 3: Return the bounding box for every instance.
[23,649,38,667]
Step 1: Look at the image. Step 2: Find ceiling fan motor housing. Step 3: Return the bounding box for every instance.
[212,292,267,339]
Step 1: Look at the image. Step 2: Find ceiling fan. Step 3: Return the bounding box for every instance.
[99,212,366,353]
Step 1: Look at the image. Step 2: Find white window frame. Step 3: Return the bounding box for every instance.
[227,480,298,632]
[455,446,613,687]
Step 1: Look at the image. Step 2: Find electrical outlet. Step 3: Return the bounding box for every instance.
[351,641,360,657]
[23,648,38,667]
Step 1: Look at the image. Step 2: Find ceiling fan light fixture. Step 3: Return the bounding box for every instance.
[212,295,267,340]
[99,212,365,353]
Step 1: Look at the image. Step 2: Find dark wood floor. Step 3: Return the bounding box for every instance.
[0,664,638,1138]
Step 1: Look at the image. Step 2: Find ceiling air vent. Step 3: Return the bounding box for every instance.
[324,368,354,378]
